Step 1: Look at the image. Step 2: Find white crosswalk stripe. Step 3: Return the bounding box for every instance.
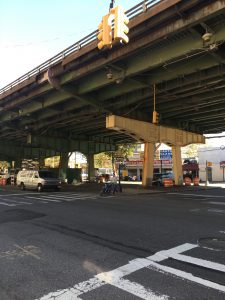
[38,242,225,299]
[0,192,98,207]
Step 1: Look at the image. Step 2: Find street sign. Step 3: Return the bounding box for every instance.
[160,150,172,160]
[115,157,124,162]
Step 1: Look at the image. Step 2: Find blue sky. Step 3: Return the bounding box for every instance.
[0,0,139,88]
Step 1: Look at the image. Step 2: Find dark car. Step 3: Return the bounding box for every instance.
[152,173,174,186]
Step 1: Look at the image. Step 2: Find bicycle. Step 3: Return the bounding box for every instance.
[100,182,113,196]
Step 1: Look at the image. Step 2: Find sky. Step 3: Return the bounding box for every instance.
[1,0,225,146]
[0,0,139,88]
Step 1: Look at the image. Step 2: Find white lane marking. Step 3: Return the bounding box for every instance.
[25,196,61,203]
[0,201,16,206]
[206,201,225,206]
[208,208,225,214]
[40,196,98,202]
[190,208,201,212]
[0,192,47,197]
[0,197,32,205]
[10,201,32,205]
[190,208,225,215]
[147,261,225,293]
[168,193,225,198]
[41,194,97,199]
[60,196,97,201]
[219,231,225,234]
[38,243,196,300]
[169,253,225,273]
[104,278,168,300]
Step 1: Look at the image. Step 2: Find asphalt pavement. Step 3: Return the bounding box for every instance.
[0,184,224,299]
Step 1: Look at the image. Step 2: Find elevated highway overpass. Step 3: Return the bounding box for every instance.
[0,0,225,185]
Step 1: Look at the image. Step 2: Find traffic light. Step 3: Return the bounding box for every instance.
[152,110,159,124]
[113,6,129,44]
[97,14,112,50]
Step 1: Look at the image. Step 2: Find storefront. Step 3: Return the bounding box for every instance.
[124,159,173,181]
[198,146,225,182]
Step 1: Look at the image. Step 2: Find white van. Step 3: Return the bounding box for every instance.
[17,170,61,192]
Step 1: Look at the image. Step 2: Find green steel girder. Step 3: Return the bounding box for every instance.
[0,90,72,123]
[61,84,112,113]
[28,135,116,154]
[182,107,225,121]
[148,54,223,84]
[59,0,225,86]
[162,97,225,119]
[0,32,225,127]
[1,23,225,125]
[0,141,59,160]
[156,65,225,94]
[158,87,225,112]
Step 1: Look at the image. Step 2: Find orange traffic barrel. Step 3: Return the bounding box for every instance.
[1,178,6,185]
[184,177,192,186]
[164,178,173,187]
[193,177,199,186]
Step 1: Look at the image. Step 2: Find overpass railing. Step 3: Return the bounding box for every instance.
[0,0,161,95]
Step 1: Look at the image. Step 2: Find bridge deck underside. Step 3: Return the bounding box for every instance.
[0,0,225,152]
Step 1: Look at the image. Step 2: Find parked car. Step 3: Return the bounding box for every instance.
[17,170,61,192]
[152,173,174,186]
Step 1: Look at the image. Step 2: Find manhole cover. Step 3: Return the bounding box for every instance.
[198,237,225,251]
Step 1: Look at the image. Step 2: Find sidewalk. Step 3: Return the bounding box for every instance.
[60,182,221,195]
[1,182,223,196]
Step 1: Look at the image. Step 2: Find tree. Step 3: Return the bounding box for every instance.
[94,152,112,169]
[95,143,137,170]
[183,144,200,158]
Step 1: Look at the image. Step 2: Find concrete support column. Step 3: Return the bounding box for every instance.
[172,146,183,185]
[142,143,155,187]
[14,157,22,169]
[87,154,95,181]
[59,152,69,182]
[39,157,45,169]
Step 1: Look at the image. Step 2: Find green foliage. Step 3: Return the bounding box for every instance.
[94,152,112,168]
[183,144,200,158]
[0,161,9,171]
[113,144,136,160]
[95,143,136,168]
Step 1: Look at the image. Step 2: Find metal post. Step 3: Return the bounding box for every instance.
[118,162,122,192]
[205,160,208,186]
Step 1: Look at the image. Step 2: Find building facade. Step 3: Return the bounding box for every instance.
[198,146,225,182]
